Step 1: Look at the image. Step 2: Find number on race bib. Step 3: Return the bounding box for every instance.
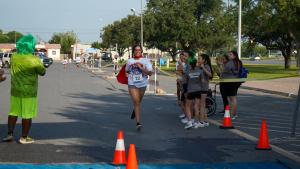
[133,74,143,82]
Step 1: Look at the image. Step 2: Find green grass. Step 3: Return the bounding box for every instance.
[160,64,300,81]
[245,64,299,80]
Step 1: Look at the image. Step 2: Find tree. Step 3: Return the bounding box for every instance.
[6,31,23,43]
[194,0,236,56]
[91,42,101,49]
[0,30,23,43]
[144,0,198,61]
[101,15,140,57]
[243,0,299,69]
[144,0,235,61]
[49,31,77,54]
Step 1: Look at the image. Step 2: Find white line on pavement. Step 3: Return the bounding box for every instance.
[207,119,300,164]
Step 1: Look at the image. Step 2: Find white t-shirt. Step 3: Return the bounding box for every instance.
[75,57,81,63]
[125,58,153,88]
[62,59,68,65]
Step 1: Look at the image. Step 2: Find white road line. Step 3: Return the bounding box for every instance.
[207,119,300,164]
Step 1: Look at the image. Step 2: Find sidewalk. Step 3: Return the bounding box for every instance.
[93,66,299,98]
[154,72,299,98]
[242,77,299,98]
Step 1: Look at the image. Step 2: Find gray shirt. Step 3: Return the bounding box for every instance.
[186,65,211,93]
[221,60,239,79]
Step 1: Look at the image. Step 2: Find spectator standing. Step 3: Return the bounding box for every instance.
[2,35,46,144]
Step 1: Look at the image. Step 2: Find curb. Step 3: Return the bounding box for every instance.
[240,86,297,99]
[208,119,300,164]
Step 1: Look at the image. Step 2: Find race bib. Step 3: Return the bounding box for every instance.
[133,74,143,82]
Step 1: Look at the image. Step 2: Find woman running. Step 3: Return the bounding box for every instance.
[126,44,153,130]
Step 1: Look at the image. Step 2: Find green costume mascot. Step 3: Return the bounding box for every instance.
[3,34,46,144]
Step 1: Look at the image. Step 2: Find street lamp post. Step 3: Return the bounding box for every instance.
[238,0,242,59]
[140,0,143,49]
[131,0,144,48]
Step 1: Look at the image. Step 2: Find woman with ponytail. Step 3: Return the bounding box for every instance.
[126,44,153,130]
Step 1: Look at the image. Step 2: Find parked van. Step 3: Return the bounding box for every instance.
[2,53,12,68]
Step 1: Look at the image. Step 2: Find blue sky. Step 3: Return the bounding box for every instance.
[0,0,146,44]
[0,0,232,44]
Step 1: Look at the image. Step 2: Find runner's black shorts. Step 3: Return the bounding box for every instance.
[220,82,241,96]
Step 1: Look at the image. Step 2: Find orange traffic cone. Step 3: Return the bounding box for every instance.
[112,131,126,165]
[256,119,272,150]
[220,105,234,129]
[126,144,138,169]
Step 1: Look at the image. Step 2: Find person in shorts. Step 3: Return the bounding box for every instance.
[219,50,242,119]
[126,44,153,130]
[176,52,188,119]
[3,35,46,144]
[184,53,213,129]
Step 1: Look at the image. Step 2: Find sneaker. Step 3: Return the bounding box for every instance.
[178,114,185,119]
[203,121,210,127]
[136,123,142,131]
[184,121,194,129]
[2,134,14,142]
[193,121,205,128]
[19,136,34,144]
[232,115,238,120]
[181,117,189,124]
[131,110,135,119]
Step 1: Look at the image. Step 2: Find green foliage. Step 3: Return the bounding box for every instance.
[91,41,101,49]
[100,0,236,60]
[243,0,300,69]
[161,63,299,80]
[145,0,198,54]
[101,15,140,56]
[118,58,126,65]
[49,31,77,54]
[242,42,268,58]
[195,1,236,55]
[0,30,23,43]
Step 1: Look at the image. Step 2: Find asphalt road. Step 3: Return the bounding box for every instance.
[0,63,299,168]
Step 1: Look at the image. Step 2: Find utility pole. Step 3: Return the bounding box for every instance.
[141,0,144,49]
[237,0,242,59]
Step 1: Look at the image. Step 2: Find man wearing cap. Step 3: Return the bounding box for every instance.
[3,34,46,144]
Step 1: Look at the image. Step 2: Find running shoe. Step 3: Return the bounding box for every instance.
[193,121,205,128]
[19,136,34,144]
[181,117,189,124]
[2,134,14,142]
[203,121,210,127]
[178,114,185,119]
[232,115,238,120]
[136,123,142,131]
[184,121,193,129]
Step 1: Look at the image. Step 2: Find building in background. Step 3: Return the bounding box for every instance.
[0,44,16,53]
[0,43,61,60]
[71,44,91,60]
